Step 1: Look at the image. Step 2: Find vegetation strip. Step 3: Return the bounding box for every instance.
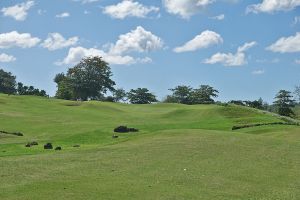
[0,130,23,136]
[232,122,300,130]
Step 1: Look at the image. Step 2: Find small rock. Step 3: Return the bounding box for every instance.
[55,146,62,151]
[25,143,31,147]
[44,143,53,150]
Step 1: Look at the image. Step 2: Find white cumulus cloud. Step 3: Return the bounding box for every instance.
[108,26,163,55]
[267,32,300,53]
[1,1,34,21]
[41,33,79,51]
[174,30,223,53]
[57,26,163,66]
[0,31,40,49]
[103,0,159,19]
[55,12,70,18]
[204,41,257,66]
[0,53,16,62]
[56,46,136,66]
[163,0,215,19]
[247,0,300,14]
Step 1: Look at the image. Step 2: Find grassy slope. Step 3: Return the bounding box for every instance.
[0,94,299,200]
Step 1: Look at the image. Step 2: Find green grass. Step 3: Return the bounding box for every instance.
[0,94,299,200]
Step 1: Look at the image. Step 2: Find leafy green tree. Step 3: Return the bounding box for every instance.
[167,85,218,105]
[127,88,157,104]
[273,90,295,117]
[113,88,127,102]
[54,56,116,101]
[244,98,264,109]
[55,77,74,100]
[168,85,193,104]
[294,85,300,104]
[0,69,16,95]
[190,85,219,104]
[17,82,47,97]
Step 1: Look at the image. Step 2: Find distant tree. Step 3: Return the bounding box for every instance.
[127,88,157,104]
[168,85,193,104]
[294,85,300,104]
[190,85,219,104]
[54,56,115,101]
[229,100,245,106]
[55,77,74,100]
[0,69,16,95]
[113,88,127,102]
[162,95,178,103]
[16,82,48,97]
[273,90,295,117]
[167,85,218,105]
[244,98,264,109]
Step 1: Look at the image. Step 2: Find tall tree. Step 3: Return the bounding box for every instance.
[113,88,127,102]
[0,69,16,95]
[294,85,300,103]
[54,56,116,100]
[273,90,295,117]
[190,85,219,104]
[127,88,157,104]
[168,85,193,104]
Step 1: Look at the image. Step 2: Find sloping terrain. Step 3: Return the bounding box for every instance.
[0,94,299,200]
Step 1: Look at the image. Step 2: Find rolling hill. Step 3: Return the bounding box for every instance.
[0,94,299,200]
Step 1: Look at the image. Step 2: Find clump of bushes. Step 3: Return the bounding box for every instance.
[232,122,300,130]
[0,130,23,136]
[114,126,139,133]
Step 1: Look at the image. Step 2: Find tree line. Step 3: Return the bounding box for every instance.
[0,56,298,118]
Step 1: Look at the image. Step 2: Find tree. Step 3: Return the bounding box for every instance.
[168,85,193,104]
[54,56,116,100]
[273,90,295,117]
[113,88,127,102]
[0,69,16,95]
[167,85,218,105]
[244,98,264,109]
[190,85,219,104]
[127,88,157,104]
[294,85,300,103]
[55,77,74,100]
[16,82,48,97]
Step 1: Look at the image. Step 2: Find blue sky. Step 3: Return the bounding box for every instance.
[0,0,300,102]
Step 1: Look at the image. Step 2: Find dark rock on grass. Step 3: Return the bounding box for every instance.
[114,126,128,133]
[73,144,80,148]
[25,143,31,147]
[114,126,139,133]
[44,143,53,150]
[55,146,62,151]
[112,134,119,139]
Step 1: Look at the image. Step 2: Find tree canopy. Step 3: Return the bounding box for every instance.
[273,90,295,117]
[0,69,16,95]
[165,85,218,105]
[55,56,116,101]
[127,88,157,104]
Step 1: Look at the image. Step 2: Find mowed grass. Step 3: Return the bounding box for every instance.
[0,94,300,200]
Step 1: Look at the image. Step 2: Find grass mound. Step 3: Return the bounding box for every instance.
[0,94,299,200]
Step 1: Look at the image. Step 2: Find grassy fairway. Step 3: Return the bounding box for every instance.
[0,94,299,199]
